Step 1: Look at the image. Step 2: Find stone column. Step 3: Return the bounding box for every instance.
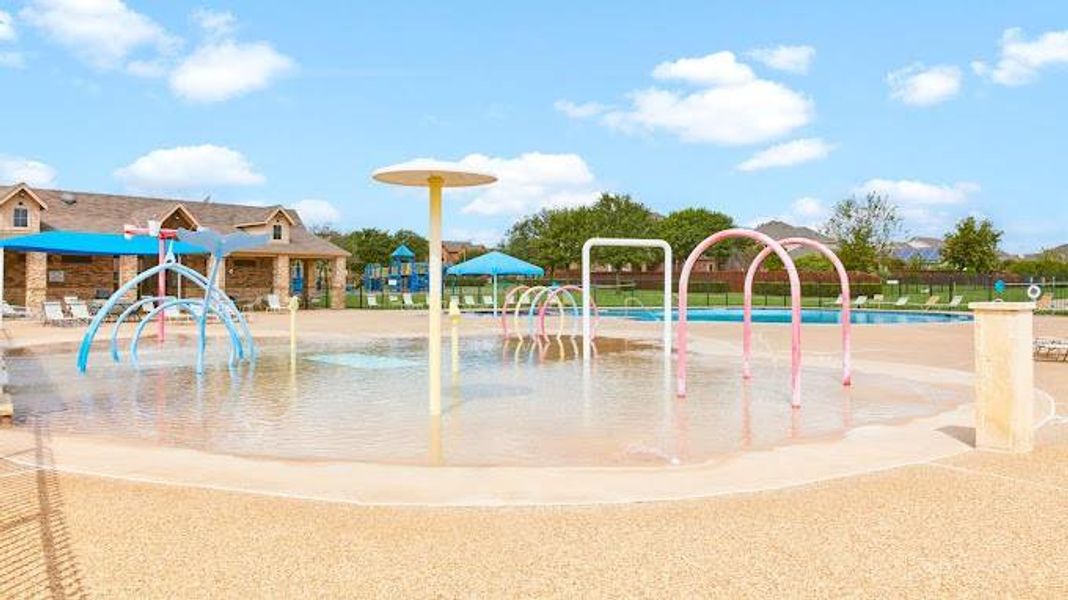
[118,255,139,301]
[25,251,47,310]
[272,255,290,300]
[330,256,347,309]
[969,302,1035,453]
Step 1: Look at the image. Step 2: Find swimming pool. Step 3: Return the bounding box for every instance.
[605,308,973,324]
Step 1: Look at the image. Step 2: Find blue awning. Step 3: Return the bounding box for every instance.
[445,251,544,277]
[0,231,208,256]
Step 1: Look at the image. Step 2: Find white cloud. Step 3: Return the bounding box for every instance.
[855,178,979,205]
[736,138,833,172]
[973,28,1068,86]
[886,63,962,106]
[380,153,598,217]
[652,51,755,86]
[169,39,294,102]
[855,178,982,235]
[291,199,340,228]
[746,45,815,74]
[20,0,179,69]
[553,100,607,119]
[0,10,16,42]
[192,8,236,39]
[0,154,58,187]
[580,51,813,145]
[751,196,830,229]
[114,144,265,191]
[0,52,24,69]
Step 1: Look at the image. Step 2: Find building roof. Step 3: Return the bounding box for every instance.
[0,184,348,258]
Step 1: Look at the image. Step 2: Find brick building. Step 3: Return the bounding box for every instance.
[0,183,350,310]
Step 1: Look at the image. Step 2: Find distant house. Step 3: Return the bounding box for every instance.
[892,236,943,264]
[442,240,487,265]
[1,183,349,310]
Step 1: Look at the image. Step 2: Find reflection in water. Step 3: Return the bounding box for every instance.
[7,336,969,467]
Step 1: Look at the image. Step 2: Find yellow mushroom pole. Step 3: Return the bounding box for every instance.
[427,176,444,415]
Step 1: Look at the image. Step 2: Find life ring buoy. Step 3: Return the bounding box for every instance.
[1027,284,1042,301]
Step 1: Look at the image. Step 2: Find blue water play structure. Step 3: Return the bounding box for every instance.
[77,228,269,375]
[361,244,431,293]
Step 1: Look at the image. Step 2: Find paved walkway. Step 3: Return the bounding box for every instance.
[1,311,1065,597]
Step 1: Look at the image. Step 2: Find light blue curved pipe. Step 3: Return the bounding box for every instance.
[526,286,579,337]
[109,296,165,362]
[77,261,254,373]
[129,298,240,369]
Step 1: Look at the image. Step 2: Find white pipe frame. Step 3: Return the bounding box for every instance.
[581,238,672,363]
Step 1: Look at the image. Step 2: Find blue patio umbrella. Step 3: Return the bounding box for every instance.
[445,251,544,315]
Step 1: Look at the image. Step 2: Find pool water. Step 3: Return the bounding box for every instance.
[610,308,973,324]
[6,336,970,467]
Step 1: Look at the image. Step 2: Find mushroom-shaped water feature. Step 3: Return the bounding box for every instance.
[372,161,496,415]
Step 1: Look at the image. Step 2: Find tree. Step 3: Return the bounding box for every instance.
[587,193,657,274]
[657,208,737,269]
[941,216,1002,274]
[822,193,903,272]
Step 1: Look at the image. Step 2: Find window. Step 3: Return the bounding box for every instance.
[12,206,29,228]
[272,223,283,240]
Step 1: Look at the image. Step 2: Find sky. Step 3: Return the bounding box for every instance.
[0,1,1066,254]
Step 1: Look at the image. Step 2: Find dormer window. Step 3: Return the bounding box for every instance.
[273,224,283,240]
[13,205,29,228]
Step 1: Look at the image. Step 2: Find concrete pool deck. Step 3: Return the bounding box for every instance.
[1,310,1066,596]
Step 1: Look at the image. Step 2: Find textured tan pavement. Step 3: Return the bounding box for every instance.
[1,311,1066,598]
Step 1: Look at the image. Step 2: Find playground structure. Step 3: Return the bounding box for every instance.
[362,244,431,293]
[77,227,268,375]
[582,238,672,363]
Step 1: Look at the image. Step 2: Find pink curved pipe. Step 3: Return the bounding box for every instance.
[537,285,600,338]
[677,229,802,407]
[743,237,851,386]
[500,285,530,337]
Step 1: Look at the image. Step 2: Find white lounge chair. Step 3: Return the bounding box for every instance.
[366,295,380,308]
[833,294,844,306]
[892,296,909,308]
[939,295,964,310]
[67,299,93,323]
[265,294,285,312]
[871,294,885,307]
[853,295,868,308]
[482,295,495,308]
[919,296,941,311]
[43,301,78,327]
[1034,337,1068,361]
[402,293,422,309]
[2,300,32,319]
[463,295,477,307]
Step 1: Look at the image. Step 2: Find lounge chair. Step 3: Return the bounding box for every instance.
[463,295,477,307]
[265,294,286,312]
[892,296,910,308]
[42,301,78,327]
[920,296,941,311]
[482,295,495,308]
[871,294,885,307]
[1034,337,1068,361]
[67,299,94,323]
[402,293,422,309]
[833,294,844,306]
[938,295,964,311]
[853,295,868,308]
[388,294,401,307]
[2,300,33,319]
[366,295,380,309]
